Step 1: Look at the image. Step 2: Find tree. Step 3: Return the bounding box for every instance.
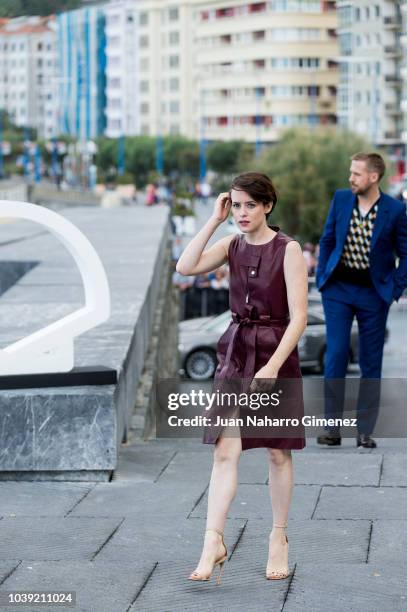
[162,136,199,177]
[0,0,23,17]
[126,137,156,187]
[0,0,82,17]
[207,140,249,174]
[247,127,388,242]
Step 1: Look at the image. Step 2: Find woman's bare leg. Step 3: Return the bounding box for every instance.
[266,448,293,572]
[189,428,241,579]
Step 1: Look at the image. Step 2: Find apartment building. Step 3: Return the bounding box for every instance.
[190,0,339,143]
[337,0,403,149]
[132,0,195,137]
[57,5,107,139]
[104,0,139,137]
[0,15,58,139]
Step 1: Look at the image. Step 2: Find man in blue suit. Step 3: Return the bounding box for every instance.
[316,152,407,448]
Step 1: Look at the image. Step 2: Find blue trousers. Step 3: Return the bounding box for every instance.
[321,280,390,436]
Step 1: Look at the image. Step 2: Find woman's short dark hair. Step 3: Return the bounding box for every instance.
[230,172,277,220]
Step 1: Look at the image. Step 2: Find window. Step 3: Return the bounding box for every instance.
[140,102,149,113]
[140,57,149,71]
[169,31,180,45]
[169,54,179,68]
[108,14,120,26]
[169,7,179,21]
[139,35,149,48]
[169,77,179,91]
[250,3,266,13]
[108,35,120,46]
[253,30,265,41]
[169,100,179,113]
[37,42,43,51]
[139,11,148,25]
[109,77,121,88]
[253,59,265,69]
[109,98,121,108]
[140,80,149,92]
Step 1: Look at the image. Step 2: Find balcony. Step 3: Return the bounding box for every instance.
[384,131,401,140]
[383,16,400,28]
[384,45,402,57]
[385,75,403,87]
[385,102,402,115]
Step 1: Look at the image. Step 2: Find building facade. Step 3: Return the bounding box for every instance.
[0,15,58,139]
[133,0,195,138]
[104,0,140,137]
[57,5,107,140]
[337,0,403,149]
[191,0,339,143]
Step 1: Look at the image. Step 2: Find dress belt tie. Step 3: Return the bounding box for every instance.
[217,309,289,381]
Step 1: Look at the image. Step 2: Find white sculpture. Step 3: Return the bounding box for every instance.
[0,201,111,375]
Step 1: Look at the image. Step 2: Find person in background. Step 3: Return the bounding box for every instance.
[303,243,316,276]
[316,152,407,449]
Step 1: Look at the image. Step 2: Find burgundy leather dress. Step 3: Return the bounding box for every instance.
[202,227,306,451]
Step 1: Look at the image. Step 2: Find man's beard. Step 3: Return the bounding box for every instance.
[351,184,369,195]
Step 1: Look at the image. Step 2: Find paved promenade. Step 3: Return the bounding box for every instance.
[0,304,406,611]
[0,193,406,610]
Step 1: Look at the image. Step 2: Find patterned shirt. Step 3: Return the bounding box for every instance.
[332,198,379,286]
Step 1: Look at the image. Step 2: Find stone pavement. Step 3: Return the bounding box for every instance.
[0,294,406,610]
[0,421,406,610]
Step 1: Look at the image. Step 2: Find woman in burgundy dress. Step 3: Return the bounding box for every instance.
[176,172,308,584]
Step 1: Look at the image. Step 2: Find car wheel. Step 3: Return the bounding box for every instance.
[185,349,217,380]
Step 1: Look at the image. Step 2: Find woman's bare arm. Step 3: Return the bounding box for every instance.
[264,241,308,374]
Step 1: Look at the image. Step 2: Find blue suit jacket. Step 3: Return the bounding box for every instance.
[316,189,407,304]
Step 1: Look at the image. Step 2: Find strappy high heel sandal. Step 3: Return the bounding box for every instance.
[266,523,291,580]
[188,528,228,585]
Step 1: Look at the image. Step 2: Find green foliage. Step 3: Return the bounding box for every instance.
[0,0,82,17]
[127,137,156,188]
[205,140,255,175]
[249,127,388,242]
[163,135,200,176]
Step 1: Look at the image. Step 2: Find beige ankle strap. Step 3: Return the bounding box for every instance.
[206,528,223,537]
[273,523,287,529]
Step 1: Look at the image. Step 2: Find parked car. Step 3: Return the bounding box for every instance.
[178,307,360,380]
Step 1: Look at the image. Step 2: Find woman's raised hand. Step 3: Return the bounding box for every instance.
[211,192,232,223]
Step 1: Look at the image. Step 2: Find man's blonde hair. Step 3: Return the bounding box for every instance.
[351,152,386,181]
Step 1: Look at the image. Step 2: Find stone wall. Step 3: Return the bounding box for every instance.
[130,238,179,442]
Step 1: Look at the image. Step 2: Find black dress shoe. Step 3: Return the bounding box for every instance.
[357,434,377,448]
[317,434,341,446]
